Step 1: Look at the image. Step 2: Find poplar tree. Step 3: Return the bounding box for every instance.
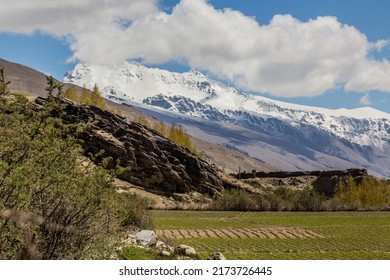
[63,86,80,102]
[0,68,11,105]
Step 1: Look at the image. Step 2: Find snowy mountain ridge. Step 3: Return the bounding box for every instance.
[64,62,390,149]
[64,62,390,177]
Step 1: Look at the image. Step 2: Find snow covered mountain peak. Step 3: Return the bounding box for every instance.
[64,62,390,118]
[64,62,390,177]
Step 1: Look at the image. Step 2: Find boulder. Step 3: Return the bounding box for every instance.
[175,245,197,258]
[160,250,171,258]
[135,230,157,246]
[207,252,226,260]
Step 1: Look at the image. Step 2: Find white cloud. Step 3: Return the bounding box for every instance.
[1,0,390,97]
[0,0,158,35]
[360,94,372,106]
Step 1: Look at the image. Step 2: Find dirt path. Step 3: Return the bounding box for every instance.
[156,227,325,240]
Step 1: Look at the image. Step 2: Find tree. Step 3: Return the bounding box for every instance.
[0,81,118,259]
[335,176,390,209]
[63,86,80,102]
[45,76,63,98]
[80,86,91,105]
[90,83,106,110]
[0,68,11,105]
[79,84,106,110]
[45,76,57,97]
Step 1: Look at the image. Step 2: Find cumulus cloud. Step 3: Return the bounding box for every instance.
[0,0,158,35]
[1,0,390,97]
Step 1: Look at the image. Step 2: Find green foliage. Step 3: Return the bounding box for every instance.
[211,186,328,212]
[0,73,152,259]
[79,84,107,110]
[90,84,106,109]
[63,86,80,102]
[239,176,390,212]
[335,176,390,210]
[116,192,154,229]
[211,189,260,211]
[0,68,11,104]
[44,76,61,97]
[63,84,107,110]
[168,123,198,154]
[0,94,117,259]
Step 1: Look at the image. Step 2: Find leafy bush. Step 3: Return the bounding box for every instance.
[211,186,329,212]
[0,94,117,259]
[211,189,259,211]
[116,192,154,230]
[0,73,152,259]
[214,175,390,212]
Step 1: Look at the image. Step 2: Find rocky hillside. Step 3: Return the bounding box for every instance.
[34,96,223,197]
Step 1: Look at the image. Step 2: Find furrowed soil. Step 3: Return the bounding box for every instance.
[152,211,390,260]
[156,227,325,239]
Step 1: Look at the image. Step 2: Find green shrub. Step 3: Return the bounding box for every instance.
[116,192,154,230]
[291,187,326,211]
[211,189,261,211]
[211,185,329,212]
[0,94,119,259]
[0,73,152,259]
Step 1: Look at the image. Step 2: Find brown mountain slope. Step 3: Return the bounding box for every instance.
[0,57,274,173]
[0,58,48,96]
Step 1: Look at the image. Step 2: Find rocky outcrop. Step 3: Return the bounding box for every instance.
[233,168,370,196]
[233,169,368,180]
[34,97,223,196]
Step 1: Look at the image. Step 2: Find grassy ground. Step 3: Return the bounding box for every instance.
[151,211,390,260]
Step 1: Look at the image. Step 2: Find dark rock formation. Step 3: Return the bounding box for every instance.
[232,169,368,180]
[34,97,223,196]
[233,168,370,196]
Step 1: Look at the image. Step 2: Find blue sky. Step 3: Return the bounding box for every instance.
[1,0,390,113]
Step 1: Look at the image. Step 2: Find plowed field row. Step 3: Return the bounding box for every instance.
[156,227,324,239]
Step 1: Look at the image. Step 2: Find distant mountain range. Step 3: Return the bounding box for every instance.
[64,62,390,177]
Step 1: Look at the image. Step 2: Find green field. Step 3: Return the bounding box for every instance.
[151,211,390,260]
